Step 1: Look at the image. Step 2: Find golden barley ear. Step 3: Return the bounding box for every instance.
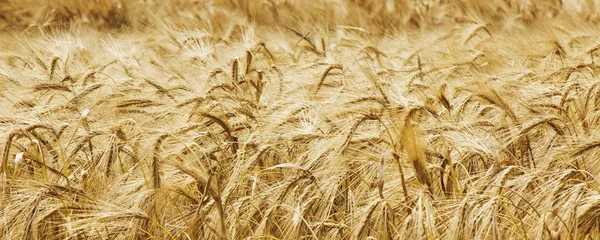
[400,114,431,191]
[355,200,382,238]
[313,64,343,96]
[232,58,240,83]
[283,25,323,56]
[197,112,238,155]
[341,113,379,152]
[254,41,275,62]
[152,134,169,189]
[245,49,253,74]
[377,155,385,199]
[49,56,60,81]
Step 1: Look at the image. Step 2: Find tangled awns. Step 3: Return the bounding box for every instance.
[3,0,600,239]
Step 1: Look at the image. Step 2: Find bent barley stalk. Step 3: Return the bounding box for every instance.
[313,64,343,96]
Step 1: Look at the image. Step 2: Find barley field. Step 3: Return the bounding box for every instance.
[1,0,600,239]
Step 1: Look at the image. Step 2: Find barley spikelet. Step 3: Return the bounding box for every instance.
[1,132,20,176]
[209,68,224,82]
[70,84,103,105]
[341,113,380,152]
[32,83,71,92]
[471,83,519,123]
[377,155,385,199]
[152,134,169,189]
[144,78,175,101]
[355,200,382,238]
[400,116,431,190]
[572,141,600,157]
[284,26,322,56]
[117,99,161,108]
[270,64,284,94]
[49,56,60,81]
[245,50,253,74]
[6,55,33,69]
[345,96,388,106]
[463,24,491,44]
[518,116,564,137]
[313,64,343,95]
[198,112,238,155]
[232,58,240,83]
[255,41,275,61]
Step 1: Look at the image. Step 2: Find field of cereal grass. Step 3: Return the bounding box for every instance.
[2,0,600,239]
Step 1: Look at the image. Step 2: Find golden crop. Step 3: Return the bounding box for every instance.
[1,0,600,239]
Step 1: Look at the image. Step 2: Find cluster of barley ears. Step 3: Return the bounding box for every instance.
[2,0,600,239]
